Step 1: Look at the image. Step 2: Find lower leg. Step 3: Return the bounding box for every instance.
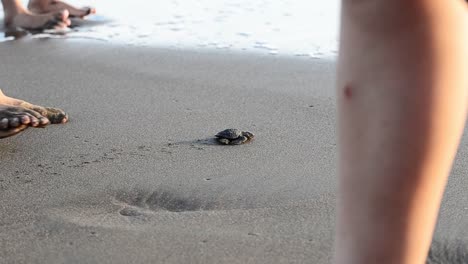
[334,0,468,263]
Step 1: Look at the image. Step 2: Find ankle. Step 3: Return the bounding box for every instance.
[3,6,28,25]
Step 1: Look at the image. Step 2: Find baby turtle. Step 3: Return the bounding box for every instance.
[215,129,254,145]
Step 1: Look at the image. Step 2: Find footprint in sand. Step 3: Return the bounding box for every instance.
[115,188,219,213]
[44,187,260,230]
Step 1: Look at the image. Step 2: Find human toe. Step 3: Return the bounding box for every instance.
[9,117,20,128]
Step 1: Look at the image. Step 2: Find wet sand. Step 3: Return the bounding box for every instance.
[0,41,467,263]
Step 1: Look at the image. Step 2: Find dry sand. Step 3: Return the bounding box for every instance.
[0,40,467,263]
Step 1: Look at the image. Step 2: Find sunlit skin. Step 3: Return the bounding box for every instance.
[334,0,468,263]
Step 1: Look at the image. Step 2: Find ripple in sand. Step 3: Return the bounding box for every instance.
[427,239,468,264]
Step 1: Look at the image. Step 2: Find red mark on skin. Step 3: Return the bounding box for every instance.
[344,85,352,99]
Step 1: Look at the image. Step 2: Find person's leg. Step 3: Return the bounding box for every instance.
[1,0,70,29]
[334,0,468,264]
[28,0,95,18]
[0,89,68,124]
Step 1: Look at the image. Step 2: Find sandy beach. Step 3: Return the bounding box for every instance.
[0,40,467,263]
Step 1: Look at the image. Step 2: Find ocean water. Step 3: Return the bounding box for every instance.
[1,0,340,58]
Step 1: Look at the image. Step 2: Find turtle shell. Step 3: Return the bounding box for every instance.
[215,129,242,139]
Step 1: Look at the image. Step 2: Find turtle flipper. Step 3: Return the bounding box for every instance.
[217,138,231,145]
[230,136,248,145]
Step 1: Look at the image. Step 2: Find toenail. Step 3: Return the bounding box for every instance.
[0,118,7,128]
[10,119,19,127]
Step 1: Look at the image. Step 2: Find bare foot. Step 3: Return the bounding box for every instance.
[0,90,68,124]
[0,105,50,138]
[4,9,70,30]
[28,0,96,18]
